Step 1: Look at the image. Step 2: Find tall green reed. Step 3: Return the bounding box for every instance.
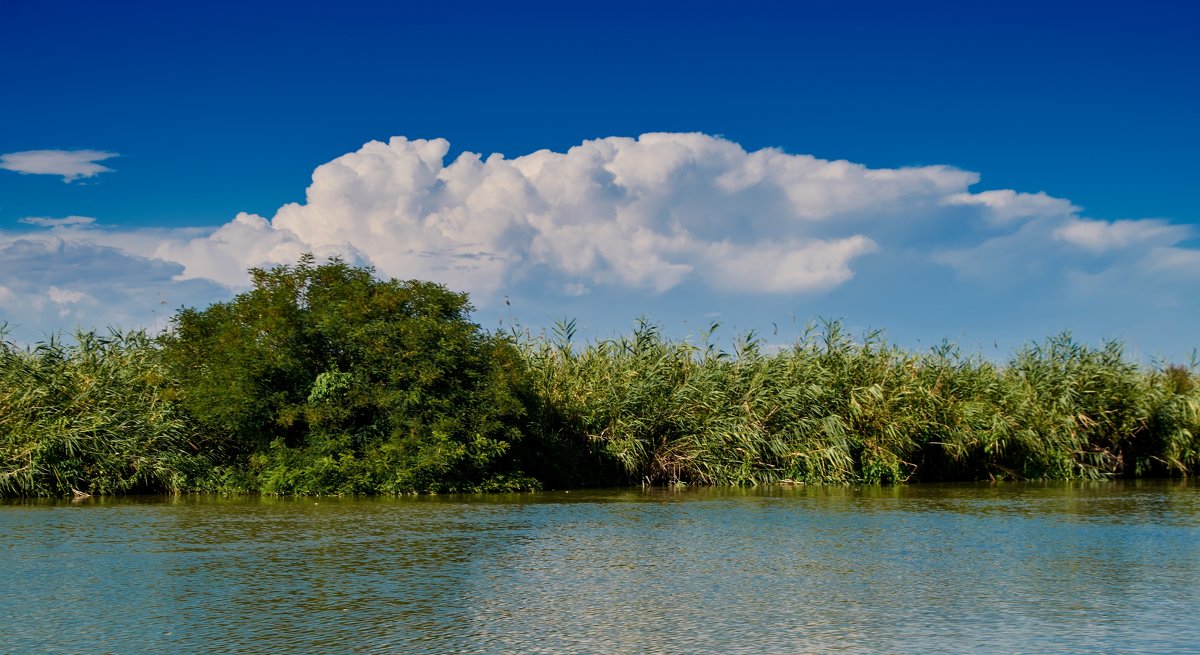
[0,329,204,496]
[521,320,1200,485]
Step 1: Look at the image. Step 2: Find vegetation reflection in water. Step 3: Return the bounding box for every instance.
[3,481,1199,654]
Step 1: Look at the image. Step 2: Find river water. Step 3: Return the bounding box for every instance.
[3,481,1199,654]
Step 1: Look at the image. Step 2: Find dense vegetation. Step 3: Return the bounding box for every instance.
[0,330,207,496]
[3,259,1198,496]
[526,320,1199,485]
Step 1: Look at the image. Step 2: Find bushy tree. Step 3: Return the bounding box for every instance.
[159,255,534,493]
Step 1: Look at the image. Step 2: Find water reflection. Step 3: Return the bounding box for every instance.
[3,481,1199,654]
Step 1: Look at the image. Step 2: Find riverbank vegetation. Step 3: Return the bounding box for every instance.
[3,258,1198,496]
[0,330,207,496]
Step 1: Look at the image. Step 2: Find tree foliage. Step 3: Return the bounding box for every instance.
[158,255,534,494]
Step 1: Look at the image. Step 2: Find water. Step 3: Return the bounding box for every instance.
[3,481,1199,654]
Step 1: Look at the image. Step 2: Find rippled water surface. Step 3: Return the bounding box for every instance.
[4,481,1199,654]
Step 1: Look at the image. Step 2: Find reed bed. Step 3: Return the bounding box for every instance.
[0,329,205,497]
[521,320,1200,486]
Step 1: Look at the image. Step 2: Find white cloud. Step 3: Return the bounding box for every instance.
[699,236,878,293]
[1144,247,1200,276]
[937,205,1195,276]
[48,286,90,304]
[0,233,227,341]
[562,282,590,297]
[147,134,986,298]
[1053,217,1192,253]
[19,215,97,228]
[0,150,118,182]
[150,212,315,287]
[943,189,1077,225]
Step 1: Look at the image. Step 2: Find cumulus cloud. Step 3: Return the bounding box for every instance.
[0,149,118,182]
[150,212,316,287]
[147,133,1194,305]
[146,133,1000,298]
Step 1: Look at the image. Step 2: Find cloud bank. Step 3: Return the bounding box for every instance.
[0,149,118,182]
[0,233,226,338]
[142,133,1200,297]
[2,133,1197,353]
[150,134,950,297]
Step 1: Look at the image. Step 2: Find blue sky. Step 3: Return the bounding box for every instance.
[2,0,1198,359]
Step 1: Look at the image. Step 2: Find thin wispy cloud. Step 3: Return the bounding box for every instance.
[0,149,118,182]
[18,216,97,228]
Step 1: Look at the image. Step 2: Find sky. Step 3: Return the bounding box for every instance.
[1,0,1198,360]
